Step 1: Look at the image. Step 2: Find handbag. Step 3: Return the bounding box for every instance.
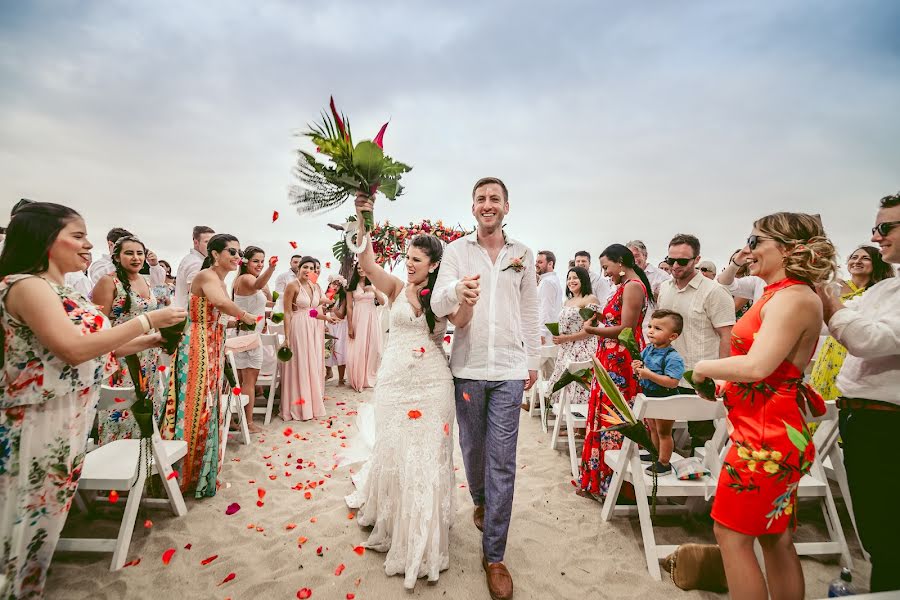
[662,544,728,592]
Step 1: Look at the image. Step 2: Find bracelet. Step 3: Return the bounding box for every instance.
[145,311,154,330]
[137,314,151,334]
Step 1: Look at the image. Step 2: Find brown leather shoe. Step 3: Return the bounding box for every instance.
[473,505,485,532]
[482,557,513,600]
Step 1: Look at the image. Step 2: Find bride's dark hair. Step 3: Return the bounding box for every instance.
[410,234,443,333]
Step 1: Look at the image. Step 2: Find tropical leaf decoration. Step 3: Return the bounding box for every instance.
[579,306,598,322]
[545,322,560,337]
[271,290,280,303]
[684,369,717,399]
[159,319,187,355]
[124,355,155,439]
[617,327,641,361]
[550,368,592,394]
[289,97,412,231]
[277,345,293,362]
[270,312,284,324]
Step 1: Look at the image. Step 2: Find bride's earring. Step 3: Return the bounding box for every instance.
[619,270,626,277]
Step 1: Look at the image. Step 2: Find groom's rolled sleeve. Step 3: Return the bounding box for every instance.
[432,242,461,319]
[520,249,541,371]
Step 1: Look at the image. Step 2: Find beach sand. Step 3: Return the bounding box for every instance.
[47,381,869,599]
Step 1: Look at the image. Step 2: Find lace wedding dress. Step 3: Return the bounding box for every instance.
[345,286,455,589]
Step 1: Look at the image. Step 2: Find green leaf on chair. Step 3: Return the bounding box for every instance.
[618,327,642,361]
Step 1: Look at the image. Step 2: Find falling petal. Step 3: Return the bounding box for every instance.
[463,392,471,402]
[272,210,280,222]
[419,288,429,296]
[157,365,166,372]
[289,241,298,249]
[201,555,218,566]
[325,262,332,268]
[162,548,176,565]
[225,502,241,515]
[443,335,451,343]
[108,490,120,503]
[232,386,241,395]
[218,573,236,586]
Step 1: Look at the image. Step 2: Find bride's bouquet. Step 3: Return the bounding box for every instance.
[289,96,412,233]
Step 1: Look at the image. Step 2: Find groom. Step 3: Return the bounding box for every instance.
[433,177,540,600]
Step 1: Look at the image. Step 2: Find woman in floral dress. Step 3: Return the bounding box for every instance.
[578,245,650,499]
[546,267,600,411]
[91,236,164,444]
[809,245,893,400]
[0,203,184,599]
[693,213,838,600]
[161,234,259,498]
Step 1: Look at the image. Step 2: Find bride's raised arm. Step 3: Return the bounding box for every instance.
[353,193,405,303]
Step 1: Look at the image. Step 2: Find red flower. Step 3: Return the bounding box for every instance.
[408,409,422,419]
[329,96,346,140]
[373,121,389,149]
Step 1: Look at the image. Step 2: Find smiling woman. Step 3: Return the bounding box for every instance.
[0,202,186,599]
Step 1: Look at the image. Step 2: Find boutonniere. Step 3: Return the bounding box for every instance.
[502,253,527,273]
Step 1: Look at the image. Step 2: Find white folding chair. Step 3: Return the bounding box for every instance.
[223,351,251,446]
[550,359,591,478]
[256,333,282,425]
[528,345,559,431]
[58,385,187,571]
[795,402,853,568]
[600,394,727,580]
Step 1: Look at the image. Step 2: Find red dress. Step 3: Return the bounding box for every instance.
[711,278,825,535]
[579,279,647,496]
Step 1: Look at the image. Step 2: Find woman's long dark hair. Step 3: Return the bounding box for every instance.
[111,235,147,313]
[347,263,369,292]
[600,243,654,304]
[852,245,895,287]
[566,266,592,299]
[201,234,240,269]
[0,202,82,278]
[410,234,444,333]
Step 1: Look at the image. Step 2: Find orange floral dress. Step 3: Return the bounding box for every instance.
[712,278,825,535]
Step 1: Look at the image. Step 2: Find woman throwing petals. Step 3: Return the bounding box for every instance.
[692,213,837,600]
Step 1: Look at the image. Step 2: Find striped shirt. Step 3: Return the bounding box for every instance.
[432,231,541,380]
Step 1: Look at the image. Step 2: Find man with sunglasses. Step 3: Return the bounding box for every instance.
[818,192,900,593]
[657,233,735,451]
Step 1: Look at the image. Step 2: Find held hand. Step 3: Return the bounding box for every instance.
[691,368,716,401]
[631,360,643,374]
[148,306,187,329]
[326,314,340,324]
[731,248,751,267]
[455,274,481,305]
[523,370,538,391]
[635,366,650,380]
[348,326,355,340]
[355,192,374,214]
[146,250,159,267]
[241,312,259,326]
[552,334,567,345]
[269,256,279,267]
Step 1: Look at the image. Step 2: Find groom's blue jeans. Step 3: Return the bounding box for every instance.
[454,378,525,564]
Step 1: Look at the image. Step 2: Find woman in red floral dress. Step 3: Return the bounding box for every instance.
[578,244,650,499]
[693,213,837,600]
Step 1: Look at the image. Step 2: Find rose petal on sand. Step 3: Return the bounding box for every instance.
[162,548,176,565]
[201,555,218,566]
[407,409,422,419]
[352,546,365,556]
[225,502,241,515]
[108,490,120,503]
[283,427,294,436]
[123,558,141,568]
[218,573,236,586]
[285,523,297,530]
[297,589,312,599]
[334,563,346,576]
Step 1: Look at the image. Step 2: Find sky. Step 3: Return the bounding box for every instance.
[1,0,899,283]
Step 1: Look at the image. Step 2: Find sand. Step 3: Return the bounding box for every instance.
[46,380,869,599]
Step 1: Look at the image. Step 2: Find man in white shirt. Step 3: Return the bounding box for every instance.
[820,192,900,593]
[65,254,92,298]
[432,176,539,600]
[627,240,672,334]
[174,225,215,308]
[573,250,611,304]
[274,254,303,294]
[88,227,167,291]
[536,250,563,344]
[657,233,735,451]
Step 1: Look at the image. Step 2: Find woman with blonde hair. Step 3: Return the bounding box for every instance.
[693,212,838,600]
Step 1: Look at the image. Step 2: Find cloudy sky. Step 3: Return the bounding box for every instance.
[1,1,898,281]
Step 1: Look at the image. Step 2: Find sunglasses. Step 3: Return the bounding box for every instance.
[746,235,779,250]
[664,256,695,267]
[872,221,900,237]
[224,248,244,258]
[699,267,713,273]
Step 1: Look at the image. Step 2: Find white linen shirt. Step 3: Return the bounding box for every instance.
[87,253,165,294]
[274,270,298,295]
[65,271,92,299]
[432,232,541,380]
[174,249,205,308]
[538,271,563,341]
[657,272,736,382]
[723,275,765,302]
[641,263,672,332]
[590,270,612,305]
[830,277,900,405]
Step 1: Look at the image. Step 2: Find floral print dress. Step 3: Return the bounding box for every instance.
[97,276,163,445]
[0,274,117,599]
[547,304,600,408]
[809,281,865,401]
[712,278,825,535]
[579,280,647,497]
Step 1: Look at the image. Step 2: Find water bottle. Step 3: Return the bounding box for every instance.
[827,568,855,597]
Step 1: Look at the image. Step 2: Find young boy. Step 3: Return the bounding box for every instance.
[632,309,686,475]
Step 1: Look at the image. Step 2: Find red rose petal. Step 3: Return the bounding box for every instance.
[335,563,346,576]
[162,548,176,565]
[304,491,312,500]
[256,500,264,507]
[272,210,280,222]
[352,546,365,556]
[347,512,354,520]
[443,335,451,343]
[283,427,294,437]
[218,572,236,586]
[443,423,450,436]
[285,523,297,530]
[297,589,312,600]
[407,409,422,419]
[201,554,218,566]
[114,397,127,403]
[144,519,153,529]
[108,490,120,503]
[463,392,471,402]
[123,558,141,568]
[225,502,241,515]
[289,241,298,249]
[347,595,355,600]
[420,288,430,296]
[167,470,178,480]
[232,386,241,395]
[257,488,266,500]
[157,365,166,372]
[184,543,192,550]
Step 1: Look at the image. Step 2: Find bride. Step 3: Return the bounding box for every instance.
[345,194,475,589]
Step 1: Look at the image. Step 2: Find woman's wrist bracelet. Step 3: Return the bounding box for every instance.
[137,314,151,334]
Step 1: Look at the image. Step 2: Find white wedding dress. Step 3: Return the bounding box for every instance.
[345,286,456,589]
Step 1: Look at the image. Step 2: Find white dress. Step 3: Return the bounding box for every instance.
[233,290,266,369]
[345,286,455,589]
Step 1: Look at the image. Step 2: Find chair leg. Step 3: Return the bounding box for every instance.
[238,399,251,445]
[265,377,276,426]
[830,447,867,559]
[630,454,662,581]
[823,490,853,569]
[551,390,565,451]
[109,465,146,571]
[151,437,186,517]
[72,491,88,513]
[600,440,632,522]
[540,388,549,433]
[566,407,578,480]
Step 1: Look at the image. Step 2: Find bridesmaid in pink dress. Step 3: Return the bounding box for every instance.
[280,256,338,420]
[346,263,385,392]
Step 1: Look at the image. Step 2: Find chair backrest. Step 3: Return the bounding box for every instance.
[633,393,726,422]
[225,351,239,387]
[540,345,559,359]
[98,385,137,410]
[567,360,592,374]
[260,333,280,349]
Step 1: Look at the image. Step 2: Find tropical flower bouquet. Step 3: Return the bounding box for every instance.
[332,217,471,268]
[289,97,412,236]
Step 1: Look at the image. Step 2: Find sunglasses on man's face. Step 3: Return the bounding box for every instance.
[872,221,900,237]
[224,248,244,258]
[664,256,695,267]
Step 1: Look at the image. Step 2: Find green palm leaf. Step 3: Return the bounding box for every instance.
[592,356,635,424]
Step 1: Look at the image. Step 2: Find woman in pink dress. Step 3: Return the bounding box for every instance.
[281,256,338,420]
[346,263,386,392]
